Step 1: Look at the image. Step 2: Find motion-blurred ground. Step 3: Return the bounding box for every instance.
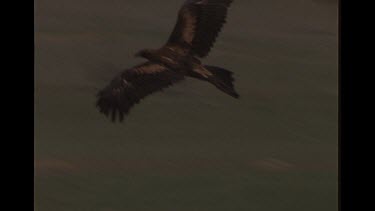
[35,0,338,210]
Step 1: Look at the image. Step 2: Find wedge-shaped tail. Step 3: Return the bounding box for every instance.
[204,65,239,98]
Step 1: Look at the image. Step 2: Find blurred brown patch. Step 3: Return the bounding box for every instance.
[250,158,295,172]
[35,159,77,176]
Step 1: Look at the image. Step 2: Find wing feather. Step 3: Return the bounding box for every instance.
[96,62,184,122]
[167,0,234,57]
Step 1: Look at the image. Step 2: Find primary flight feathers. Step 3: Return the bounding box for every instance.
[168,0,234,57]
[97,63,184,122]
[96,0,238,122]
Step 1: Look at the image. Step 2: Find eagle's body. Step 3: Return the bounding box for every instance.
[96,0,239,122]
[137,48,211,79]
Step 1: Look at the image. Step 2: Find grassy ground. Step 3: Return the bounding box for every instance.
[35,0,338,210]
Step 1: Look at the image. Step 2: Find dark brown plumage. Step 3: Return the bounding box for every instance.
[167,0,234,57]
[96,0,238,122]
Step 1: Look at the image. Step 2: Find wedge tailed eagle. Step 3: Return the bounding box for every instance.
[96,0,239,122]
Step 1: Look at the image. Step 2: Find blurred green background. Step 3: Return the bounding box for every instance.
[34,0,338,210]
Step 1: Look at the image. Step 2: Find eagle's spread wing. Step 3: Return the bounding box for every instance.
[96,62,184,122]
[166,0,234,58]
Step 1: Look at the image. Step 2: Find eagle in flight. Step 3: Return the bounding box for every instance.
[96,0,239,122]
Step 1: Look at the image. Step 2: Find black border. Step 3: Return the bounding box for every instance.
[339,0,357,210]
[6,0,34,210]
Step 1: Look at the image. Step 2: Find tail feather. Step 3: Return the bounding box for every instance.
[204,65,239,98]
